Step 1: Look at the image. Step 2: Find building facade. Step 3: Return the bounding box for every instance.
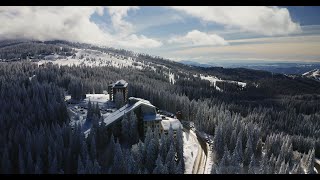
[108,80,128,103]
[127,97,182,137]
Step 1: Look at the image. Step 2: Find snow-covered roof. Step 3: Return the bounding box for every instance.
[161,117,182,131]
[110,79,128,88]
[117,79,127,85]
[128,97,153,106]
[143,114,162,121]
[102,97,156,126]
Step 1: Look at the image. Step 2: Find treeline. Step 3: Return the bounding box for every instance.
[0,41,74,60]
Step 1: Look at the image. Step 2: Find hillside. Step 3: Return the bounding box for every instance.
[0,40,320,174]
[1,40,320,97]
[303,69,320,81]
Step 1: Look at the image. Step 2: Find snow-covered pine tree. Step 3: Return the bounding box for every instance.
[176,127,184,171]
[213,126,224,161]
[234,132,243,164]
[244,134,253,166]
[306,148,315,174]
[175,160,184,174]
[291,161,304,174]
[248,154,256,174]
[146,137,159,173]
[77,155,85,174]
[278,160,288,174]
[18,145,25,174]
[165,141,176,174]
[128,111,139,145]
[112,140,125,174]
[121,113,130,143]
[1,147,11,174]
[153,154,165,174]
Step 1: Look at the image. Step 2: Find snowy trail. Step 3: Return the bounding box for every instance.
[183,130,199,174]
[184,129,208,174]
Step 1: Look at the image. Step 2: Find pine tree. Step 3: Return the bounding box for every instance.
[218,150,228,174]
[275,154,283,173]
[34,164,41,174]
[287,143,293,163]
[84,156,93,173]
[176,127,184,171]
[213,126,224,161]
[26,151,34,174]
[112,140,124,174]
[146,138,159,173]
[153,154,165,174]
[18,145,25,174]
[80,139,89,164]
[244,135,253,166]
[291,161,304,174]
[1,147,11,174]
[127,152,137,174]
[233,133,243,164]
[278,160,287,174]
[92,159,101,174]
[128,111,139,145]
[255,138,263,157]
[165,141,176,174]
[86,100,93,124]
[121,113,130,143]
[259,153,269,174]
[230,129,237,153]
[175,160,184,174]
[77,155,85,174]
[135,140,146,171]
[89,135,97,161]
[159,133,168,163]
[306,148,315,174]
[248,154,256,174]
[34,155,43,174]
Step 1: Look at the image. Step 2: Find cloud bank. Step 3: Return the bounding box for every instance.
[168,30,228,46]
[170,6,302,36]
[0,6,162,49]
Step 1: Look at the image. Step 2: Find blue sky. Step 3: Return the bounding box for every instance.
[1,6,320,63]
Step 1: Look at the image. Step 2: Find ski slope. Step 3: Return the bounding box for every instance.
[196,74,247,91]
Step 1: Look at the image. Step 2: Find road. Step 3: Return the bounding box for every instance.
[183,128,209,174]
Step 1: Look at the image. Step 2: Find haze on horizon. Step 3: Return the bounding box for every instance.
[1,6,320,63]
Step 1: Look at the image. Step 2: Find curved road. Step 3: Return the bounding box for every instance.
[184,128,209,174]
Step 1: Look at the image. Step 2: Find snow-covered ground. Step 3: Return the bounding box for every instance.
[36,48,180,85]
[84,94,110,109]
[302,69,320,81]
[169,71,175,84]
[196,131,214,174]
[37,48,162,72]
[183,131,199,174]
[67,93,115,130]
[197,74,246,91]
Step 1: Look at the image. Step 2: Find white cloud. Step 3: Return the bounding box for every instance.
[106,6,139,36]
[168,30,228,46]
[118,34,163,48]
[170,6,302,36]
[0,6,162,49]
[164,35,320,62]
